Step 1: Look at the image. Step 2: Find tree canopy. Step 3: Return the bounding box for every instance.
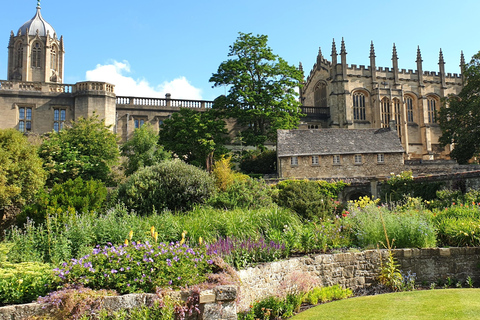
[39,116,120,185]
[439,51,480,164]
[209,32,304,148]
[121,123,171,176]
[158,108,228,170]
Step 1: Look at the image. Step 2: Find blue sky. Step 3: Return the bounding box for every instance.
[0,0,478,101]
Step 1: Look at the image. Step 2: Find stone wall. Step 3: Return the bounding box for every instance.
[0,285,237,320]
[237,247,480,311]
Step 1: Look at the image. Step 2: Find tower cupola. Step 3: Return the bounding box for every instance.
[18,2,56,37]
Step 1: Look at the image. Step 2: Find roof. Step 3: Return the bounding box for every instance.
[18,5,56,37]
[277,128,405,157]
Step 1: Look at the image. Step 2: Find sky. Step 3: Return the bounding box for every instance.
[0,0,478,101]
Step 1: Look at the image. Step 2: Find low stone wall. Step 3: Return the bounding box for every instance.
[237,247,480,311]
[0,285,237,320]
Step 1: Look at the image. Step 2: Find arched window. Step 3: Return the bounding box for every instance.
[15,43,23,68]
[50,46,57,71]
[314,82,327,108]
[393,98,401,136]
[427,96,438,124]
[353,91,366,120]
[405,96,414,123]
[31,42,41,68]
[381,97,391,128]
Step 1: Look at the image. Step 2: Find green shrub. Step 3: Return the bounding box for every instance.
[239,149,277,174]
[303,285,353,305]
[347,204,436,249]
[19,177,108,225]
[380,171,444,202]
[435,205,480,247]
[297,220,351,253]
[116,160,216,214]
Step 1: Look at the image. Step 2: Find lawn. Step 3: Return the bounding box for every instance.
[291,289,480,320]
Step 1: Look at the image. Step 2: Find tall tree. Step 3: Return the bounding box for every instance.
[158,108,228,171]
[209,32,304,148]
[439,51,480,164]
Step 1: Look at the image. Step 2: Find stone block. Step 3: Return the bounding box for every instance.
[215,286,237,301]
[199,290,215,304]
[439,248,451,257]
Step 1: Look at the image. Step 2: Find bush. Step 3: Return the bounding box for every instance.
[434,204,480,247]
[239,149,277,174]
[116,160,216,214]
[380,171,444,202]
[211,156,248,191]
[18,177,108,226]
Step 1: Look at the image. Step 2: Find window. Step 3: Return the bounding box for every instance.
[134,119,145,129]
[314,82,327,108]
[31,42,41,68]
[377,153,385,163]
[308,124,318,129]
[290,156,298,166]
[50,47,57,71]
[333,155,341,165]
[381,98,391,128]
[18,107,32,132]
[53,108,66,132]
[354,154,362,164]
[393,98,401,137]
[406,96,414,123]
[312,155,319,165]
[15,43,23,68]
[427,97,437,124]
[353,91,366,120]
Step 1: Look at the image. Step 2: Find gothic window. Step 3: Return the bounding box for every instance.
[53,108,66,132]
[333,155,341,165]
[393,98,401,137]
[50,46,57,71]
[290,156,298,166]
[427,96,438,124]
[31,42,41,68]
[381,97,391,128]
[19,107,32,132]
[405,96,414,123]
[314,82,327,108]
[15,43,23,68]
[312,155,319,165]
[353,91,366,120]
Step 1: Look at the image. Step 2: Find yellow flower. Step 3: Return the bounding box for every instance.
[199,237,203,245]
[154,232,158,243]
[125,239,129,246]
[150,226,155,238]
[128,230,134,240]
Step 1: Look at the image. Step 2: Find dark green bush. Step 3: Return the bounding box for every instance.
[207,178,274,209]
[116,160,216,214]
[239,149,277,174]
[380,171,444,202]
[18,177,107,225]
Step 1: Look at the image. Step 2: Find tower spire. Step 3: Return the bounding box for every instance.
[392,43,399,85]
[416,46,424,86]
[369,41,377,85]
[439,48,446,89]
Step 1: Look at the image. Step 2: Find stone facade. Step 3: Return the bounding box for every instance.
[300,39,464,160]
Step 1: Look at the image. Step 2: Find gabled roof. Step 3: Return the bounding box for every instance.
[277,128,405,157]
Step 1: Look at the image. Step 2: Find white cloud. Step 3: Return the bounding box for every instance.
[85,60,203,100]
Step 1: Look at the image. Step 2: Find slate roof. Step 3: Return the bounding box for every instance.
[277,128,405,157]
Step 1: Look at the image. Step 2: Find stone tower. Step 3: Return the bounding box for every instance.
[7,0,64,83]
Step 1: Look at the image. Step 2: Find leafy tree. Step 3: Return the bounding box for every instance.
[0,129,46,219]
[209,32,304,148]
[158,108,228,170]
[439,51,480,164]
[121,123,171,176]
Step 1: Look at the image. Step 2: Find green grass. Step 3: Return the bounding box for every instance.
[291,289,480,320]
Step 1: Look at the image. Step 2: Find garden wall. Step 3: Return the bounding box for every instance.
[0,285,237,320]
[237,247,480,311]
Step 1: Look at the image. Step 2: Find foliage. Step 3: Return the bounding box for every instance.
[158,108,228,170]
[207,178,274,210]
[206,237,287,269]
[115,160,216,214]
[239,149,277,175]
[39,116,119,186]
[434,204,480,247]
[98,296,177,320]
[55,241,214,294]
[211,156,248,191]
[378,249,404,291]
[347,203,436,249]
[296,220,350,253]
[0,128,46,211]
[428,189,480,210]
[19,177,107,226]
[303,285,353,305]
[210,32,304,148]
[0,261,57,305]
[121,123,171,176]
[380,171,444,202]
[439,51,480,163]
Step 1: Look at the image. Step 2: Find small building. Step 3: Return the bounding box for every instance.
[277,128,405,179]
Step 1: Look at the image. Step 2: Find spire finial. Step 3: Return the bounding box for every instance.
[439,48,445,64]
[370,41,375,57]
[340,37,347,54]
[392,43,398,58]
[37,0,41,8]
[460,50,465,67]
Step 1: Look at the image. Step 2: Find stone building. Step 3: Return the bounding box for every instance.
[300,38,464,160]
[277,128,405,179]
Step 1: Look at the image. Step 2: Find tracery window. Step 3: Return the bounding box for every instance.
[314,82,327,108]
[405,96,414,123]
[50,47,57,71]
[381,97,391,128]
[15,43,23,68]
[353,91,366,120]
[393,98,401,136]
[31,42,41,68]
[427,96,438,124]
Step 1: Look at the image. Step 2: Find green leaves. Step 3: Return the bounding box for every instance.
[210,32,304,148]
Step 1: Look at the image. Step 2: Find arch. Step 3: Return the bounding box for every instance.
[404,94,416,123]
[31,41,42,68]
[14,41,23,69]
[393,98,402,136]
[426,94,439,124]
[314,81,327,108]
[50,44,57,71]
[380,97,391,128]
[352,90,368,121]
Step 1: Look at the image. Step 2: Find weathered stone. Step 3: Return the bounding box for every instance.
[215,286,237,301]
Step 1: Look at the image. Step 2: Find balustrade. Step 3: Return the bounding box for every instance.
[116,96,213,110]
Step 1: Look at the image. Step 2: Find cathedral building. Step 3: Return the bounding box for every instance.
[299,38,464,160]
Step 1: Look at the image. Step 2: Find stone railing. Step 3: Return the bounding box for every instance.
[74,81,115,93]
[116,95,213,109]
[301,106,330,119]
[0,80,73,93]
[0,285,237,320]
